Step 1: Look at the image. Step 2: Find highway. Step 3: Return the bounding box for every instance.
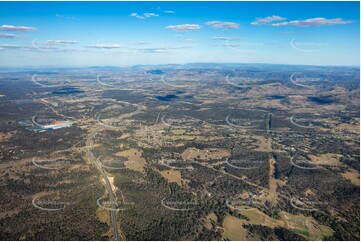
[86,126,120,241]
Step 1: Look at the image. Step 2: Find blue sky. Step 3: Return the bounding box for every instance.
[0,1,359,67]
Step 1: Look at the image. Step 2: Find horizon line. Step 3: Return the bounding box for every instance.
[0,62,359,69]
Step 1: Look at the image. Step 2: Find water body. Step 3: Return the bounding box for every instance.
[268,95,285,100]
[156,94,179,101]
[308,96,335,104]
[147,69,164,75]
[52,87,84,95]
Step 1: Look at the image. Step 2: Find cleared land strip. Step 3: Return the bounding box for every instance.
[86,126,121,241]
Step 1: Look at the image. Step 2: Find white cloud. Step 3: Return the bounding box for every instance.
[56,14,76,20]
[46,40,78,45]
[272,18,352,27]
[137,46,190,53]
[0,44,41,51]
[205,21,239,29]
[0,33,21,39]
[164,10,174,14]
[130,12,159,19]
[87,43,122,49]
[166,24,201,32]
[32,39,79,52]
[138,48,168,53]
[135,41,148,45]
[212,37,244,41]
[223,43,242,47]
[144,13,159,18]
[0,44,23,49]
[251,15,286,25]
[0,24,36,32]
[130,13,145,19]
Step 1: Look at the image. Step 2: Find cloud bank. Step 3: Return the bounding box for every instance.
[272,18,352,27]
[166,24,201,32]
[0,25,36,32]
[205,21,239,29]
[251,16,286,25]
